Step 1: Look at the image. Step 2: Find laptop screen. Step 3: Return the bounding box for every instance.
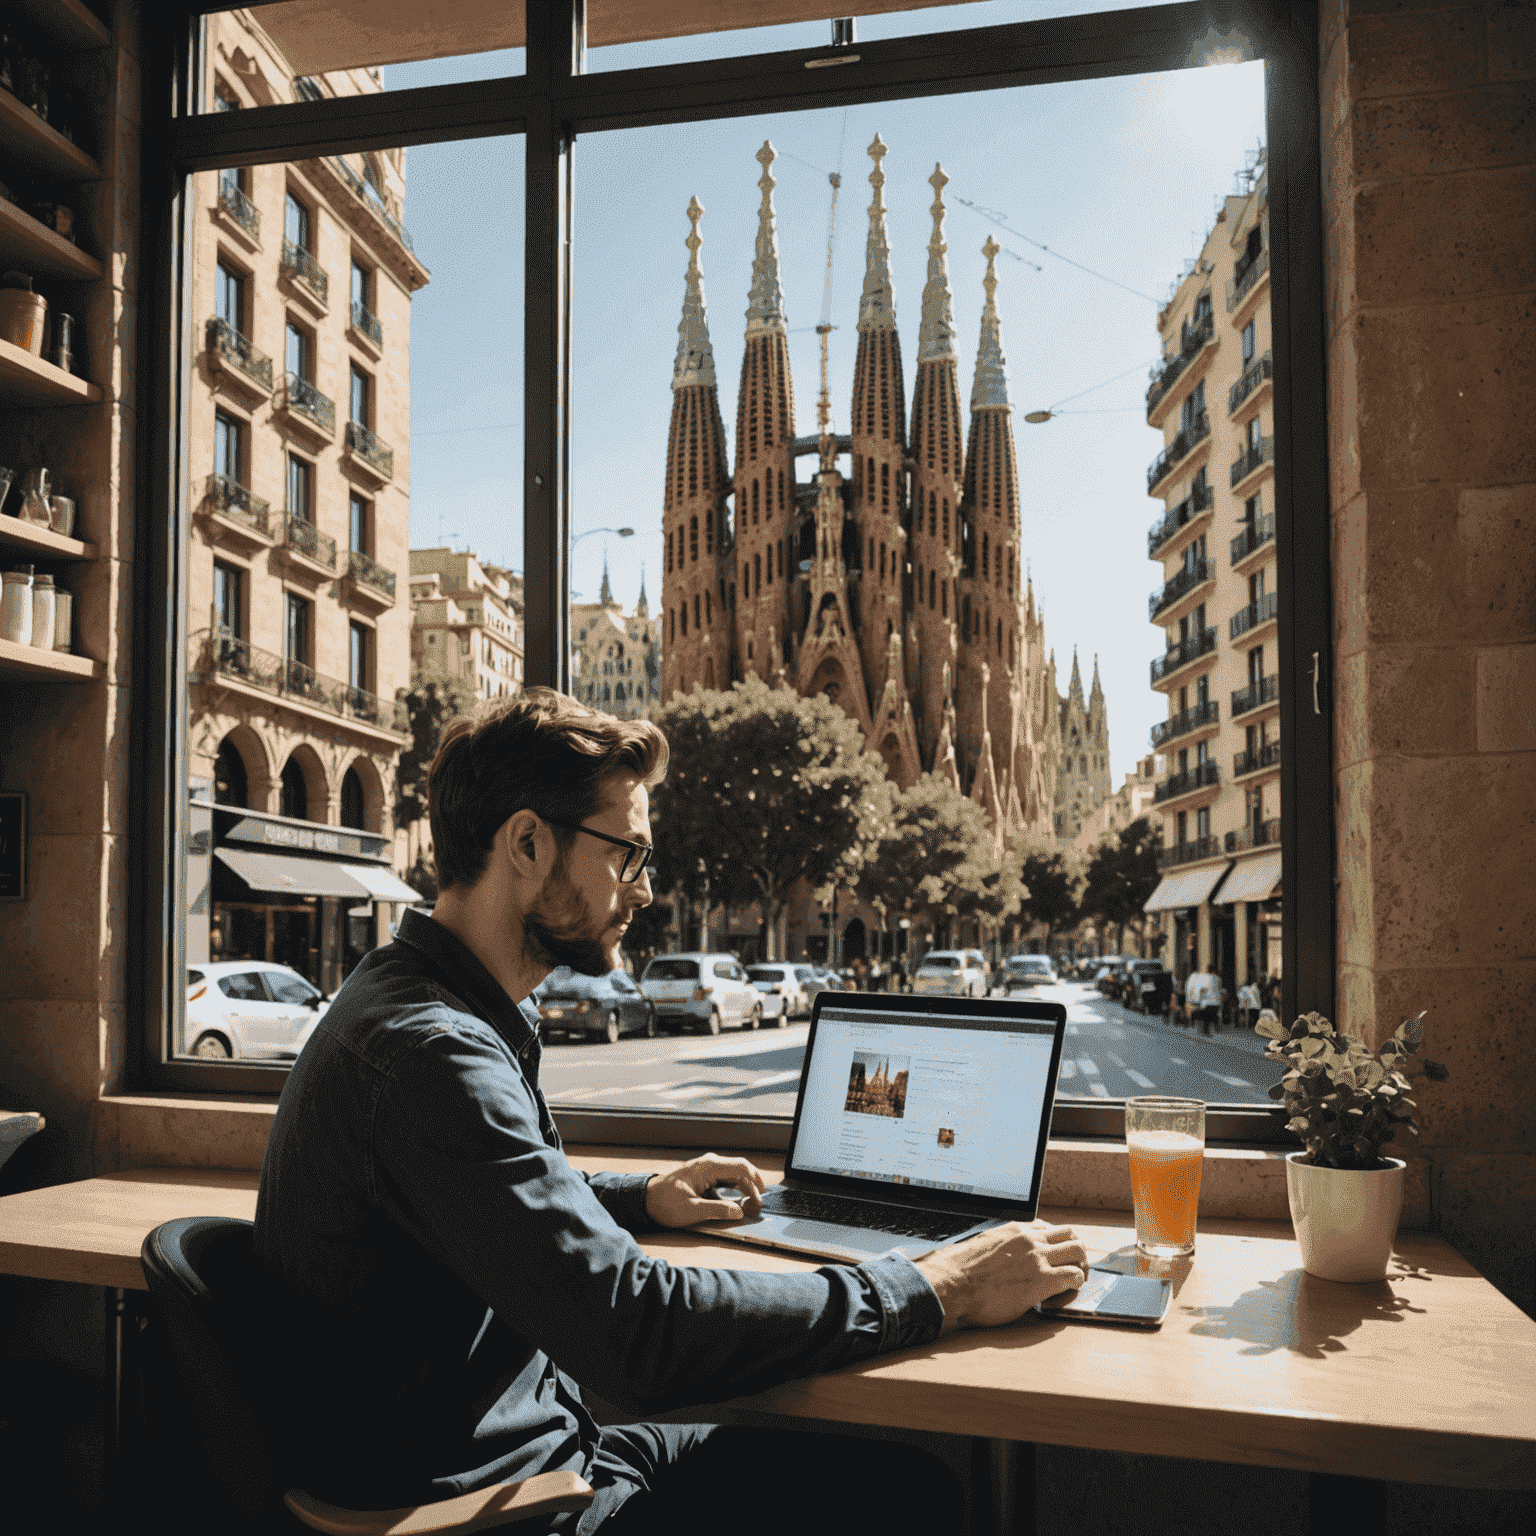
[789,1001,1063,1204]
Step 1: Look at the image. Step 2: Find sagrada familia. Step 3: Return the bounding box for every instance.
[660,135,1061,843]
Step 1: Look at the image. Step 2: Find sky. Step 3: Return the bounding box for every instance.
[384,4,1266,783]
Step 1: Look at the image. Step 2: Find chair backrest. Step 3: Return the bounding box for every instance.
[141,1216,288,1527]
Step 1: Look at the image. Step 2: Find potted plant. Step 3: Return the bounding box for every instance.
[1256,1010,1449,1282]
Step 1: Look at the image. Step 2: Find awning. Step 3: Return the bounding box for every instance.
[1212,851,1283,906]
[1143,861,1232,913]
[215,848,371,900]
[340,863,424,903]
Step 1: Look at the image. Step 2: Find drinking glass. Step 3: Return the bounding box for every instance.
[1125,1096,1206,1259]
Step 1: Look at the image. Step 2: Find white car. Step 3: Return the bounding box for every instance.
[1001,954,1058,992]
[640,953,763,1034]
[910,949,989,999]
[185,961,329,1060]
[745,963,813,1023]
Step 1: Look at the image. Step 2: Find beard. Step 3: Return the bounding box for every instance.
[523,856,622,977]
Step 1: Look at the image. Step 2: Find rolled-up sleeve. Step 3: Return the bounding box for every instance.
[370,1020,944,1413]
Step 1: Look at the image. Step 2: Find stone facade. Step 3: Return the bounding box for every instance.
[1055,651,1113,841]
[570,567,662,719]
[409,547,524,701]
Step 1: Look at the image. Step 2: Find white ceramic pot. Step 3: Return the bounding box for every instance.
[1285,1151,1405,1282]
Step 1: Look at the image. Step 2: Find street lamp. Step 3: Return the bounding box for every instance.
[573,526,635,544]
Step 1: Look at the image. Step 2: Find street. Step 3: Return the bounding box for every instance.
[539,981,1285,1117]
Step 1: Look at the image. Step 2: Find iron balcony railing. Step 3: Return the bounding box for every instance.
[1226,817,1281,853]
[1227,246,1270,312]
[1233,740,1283,778]
[1145,306,1215,418]
[329,155,418,253]
[1146,480,1214,557]
[281,238,330,304]
[347,548,397,599]
[1229,352,1273,415]
[1150,556,1216,620]
[1231,436,1274,488]
[293,75,325,102]
[345,420,394,479]
[349,299,383,346]
[218,179,260,239]
[1151,626,1217,686]
[1150,698,1220,750]
[277,371,335,435]
[1231,673,1280,717]
[205,473,269,534]
[1231,513,1276,565]
[1153,758,1221,805]
[1147,410,1211,494]
[280,513,337,571]
[1157,835,1223,870]
[1230,589,1280,640]
[207,628,408,733]
[206,317,273,391]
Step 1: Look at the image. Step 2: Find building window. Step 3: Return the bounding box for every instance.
[351,259,370,310]
[1242,319,1256,363]
[213,561,243,637]
[286,320,310,381]
[349,494,370,554]
[214,410,244,482]
[215,261,245,331]
[349,621,370,693]
[285,592,311,667]
[285,191,312,252]
[287,454,312,520]
[350,366,371,427]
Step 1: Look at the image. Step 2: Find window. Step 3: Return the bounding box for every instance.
[349,494,370,554]
[214,411,243,481]
[351,259,370,309]
[349,622,370,693]
[286,320,310,380]
[285,191,311,252]
[213,562,243,637]
[350,365,370,427]
[287,455,312,520]
[285,592,311,667]
[1242,319,1256,363]
[215,261,245,330]
[1247,414,1263,452]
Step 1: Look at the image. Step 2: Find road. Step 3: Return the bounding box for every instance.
[539,981,1285,1117]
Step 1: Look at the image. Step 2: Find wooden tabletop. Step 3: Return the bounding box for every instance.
[1,1154,1532,1492]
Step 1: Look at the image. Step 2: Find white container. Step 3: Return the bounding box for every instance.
[30,573,55,651]
[52,590,72,652]
[17,468,51,526]
[1285,1151,1406,1283]
[1,567,34,645]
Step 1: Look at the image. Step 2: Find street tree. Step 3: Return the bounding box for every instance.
[394,675,477,830]
[1017,840,1082,953]
[1079,816,1163,955]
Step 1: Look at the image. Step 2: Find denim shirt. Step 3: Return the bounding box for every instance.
[254,910,942,1509]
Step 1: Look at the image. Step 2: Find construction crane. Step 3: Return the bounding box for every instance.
[814,166,842,448]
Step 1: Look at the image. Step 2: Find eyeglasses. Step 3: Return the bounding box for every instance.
[542,817,654,884]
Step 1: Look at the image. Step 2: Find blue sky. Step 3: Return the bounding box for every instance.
[388,7,1265,781]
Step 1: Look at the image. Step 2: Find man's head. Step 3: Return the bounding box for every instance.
[428,689,667,979]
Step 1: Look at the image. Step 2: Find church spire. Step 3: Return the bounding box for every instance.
[1091,654,1103,697]
[636,566,649,618]
[970,236,1010,410]
[599,556,614,606]
[745,141,786,337]
[1069,648,1084,700]
[673,196,717,391]
[917,163,958,363]
[858,134,896,332]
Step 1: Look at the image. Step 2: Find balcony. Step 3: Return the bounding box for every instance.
[349,298,383,348]
[1231,513,1276,566]
[1225,817,1281,854]
[1150,698,1220,750]
[1230,588,1279,641]
[1153,758,1221,806]
[1230,435,1274,490]
[1157,835,1223,870]
[204,474,271,546]
[1145,306,1216,423]
[346,548,397,606]
[205,317,273,400]
[344,419,394,483]
[1147,410,1210,496]
[1149,556,1216,621]
[1147,480,1215,558]
[281,238,330,308]
[204,628,408,737]
[329,155,418,255]
[279,513,337,574]
[1229,352,1273,416]
[1233,740,1282,779]
[1227,246,1270,313]
[1231,673,1280,718]
[276,372,335,439]
[217,180,260,244]
[1151,626,1217,688]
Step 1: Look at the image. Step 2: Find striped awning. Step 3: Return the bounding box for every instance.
[1142,862,1232,913]
[1213,851,1283,906]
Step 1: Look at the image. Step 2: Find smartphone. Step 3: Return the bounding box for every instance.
[1035,1268,1172,1327]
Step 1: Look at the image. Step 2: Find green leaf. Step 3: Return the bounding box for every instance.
[1255,1017,1286,1041]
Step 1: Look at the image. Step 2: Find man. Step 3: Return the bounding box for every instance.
[1184,967,1224,1036]
[256,691,1088,1532]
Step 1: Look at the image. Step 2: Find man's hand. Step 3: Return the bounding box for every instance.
[644,1153,767,1229]
[914,1221,1089,1329]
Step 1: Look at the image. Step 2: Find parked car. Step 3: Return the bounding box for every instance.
[745,963,811,1024]
[1125,960,1175,1014]
[640,953,763,1034]
[1000,954,1057,992]
[810,967,843,993]
[1094,957,1133,999]
[535,967,656,1043]
[185,961,328,1061]
[911,950,989,999]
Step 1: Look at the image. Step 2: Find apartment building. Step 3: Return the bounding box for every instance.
[1141,152,1278,991]
[409,547,525,700]
[571,565,663,720]
[1070,753,1162,860]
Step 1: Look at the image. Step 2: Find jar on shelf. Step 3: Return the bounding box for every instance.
[1,567,35,645]
[48,494,75,537]
[30,572,54,651]
[53,589,72,653]
[17,469,51,526]
[0,272,47,355]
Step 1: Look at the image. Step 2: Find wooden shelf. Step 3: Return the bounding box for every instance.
[0,198,103,283]
[0,337,100,407]
[10,0,111,53]
[0,636,101,682]
[0,89,104,183]
[0,513,96,561]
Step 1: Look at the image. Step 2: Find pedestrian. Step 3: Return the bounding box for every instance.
[1238,979,1261,1033]
[1184,968,1223,1036]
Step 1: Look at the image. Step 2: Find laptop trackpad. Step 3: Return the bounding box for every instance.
[778,1220,907,1253]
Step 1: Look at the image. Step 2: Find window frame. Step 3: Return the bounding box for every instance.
[137,1,1330,1143]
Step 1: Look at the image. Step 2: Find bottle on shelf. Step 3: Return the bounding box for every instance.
[31,572,54,650]
[1,566,35,645]
[17,469,51,526]
[53,589,72,653]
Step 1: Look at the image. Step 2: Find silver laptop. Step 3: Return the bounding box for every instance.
[701,990,1068,1264]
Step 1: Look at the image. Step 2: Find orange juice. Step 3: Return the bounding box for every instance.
[1127,1128,1204,1256]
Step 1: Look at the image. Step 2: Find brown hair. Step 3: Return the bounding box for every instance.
[427,688,668,891]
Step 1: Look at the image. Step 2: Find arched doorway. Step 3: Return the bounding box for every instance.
[279,757,308,820]
[214,739,248,807]
[339,767,366,830]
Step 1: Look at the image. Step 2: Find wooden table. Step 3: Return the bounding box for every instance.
[2,1158,1533,1522]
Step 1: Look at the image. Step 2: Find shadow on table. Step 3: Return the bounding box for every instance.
[1091,1245,1194,1297]
[678,1046,806,1072]
[1182,1265,1429,1358]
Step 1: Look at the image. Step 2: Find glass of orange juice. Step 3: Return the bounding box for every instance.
[1125,1097,1206,1259]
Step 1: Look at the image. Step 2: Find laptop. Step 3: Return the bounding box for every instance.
[701,989,1068,1264]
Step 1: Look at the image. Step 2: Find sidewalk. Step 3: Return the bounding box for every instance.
[1117,1003,1275,1061]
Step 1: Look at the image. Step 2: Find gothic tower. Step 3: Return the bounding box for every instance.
[661,197,730,697]
[733,142,797,683]
[1055,649,1112,840]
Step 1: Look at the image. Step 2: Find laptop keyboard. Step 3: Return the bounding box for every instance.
[763,1187,978,1243]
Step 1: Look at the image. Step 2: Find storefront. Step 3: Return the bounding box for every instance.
[1142,862,1232,985]
[1211,852,1284,993]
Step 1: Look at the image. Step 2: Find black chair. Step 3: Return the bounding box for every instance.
[141,1217,593,1535]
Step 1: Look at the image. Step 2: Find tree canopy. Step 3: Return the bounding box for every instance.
[394,675,477,828]
[1017,842,1082,950]
[1078,816,1163,948]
